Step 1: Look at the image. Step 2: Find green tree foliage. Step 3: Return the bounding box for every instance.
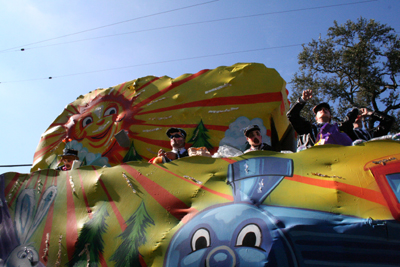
[290,17,400,132]
[68,203,109,267]
[80,156,88,167]
[188,119,214,149]
[123,141,143,162]
[110,201,155,267]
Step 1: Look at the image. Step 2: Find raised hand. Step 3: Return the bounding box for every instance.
[302,89,313,101]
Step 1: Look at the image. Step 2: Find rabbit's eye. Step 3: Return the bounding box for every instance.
[17,248,33,260]
[17,250,27,259]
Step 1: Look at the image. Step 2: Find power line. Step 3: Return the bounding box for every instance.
[0,164,32,167]
[0,44,303,83]
[1,0,377,53]
[53,44,303,78]
[0,0,219,53]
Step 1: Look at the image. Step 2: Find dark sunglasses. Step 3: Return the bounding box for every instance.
[169,134,183,139]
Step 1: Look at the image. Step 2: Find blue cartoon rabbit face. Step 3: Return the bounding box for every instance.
[5,245,40,267]
[3,185,57,267]
[165,203,274,267]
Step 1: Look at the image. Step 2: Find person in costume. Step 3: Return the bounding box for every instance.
[154,128,189,163]
[243,125,273,153]
[346,108,394,141]
[287,89,358,150]
[56,149,79,171]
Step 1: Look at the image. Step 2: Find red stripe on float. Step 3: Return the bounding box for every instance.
[134,69,209,110]
[4,173,20,195]
[142,123,229,132]
[139,254,148,267]
[116,82,126,94]
[34,141,63,162]
[65,171,79,261]
[38,169,50,200]
[134,136,170,149]
[137,77,160,92]
[221,158,237,164]
[151,164,233,201]
[285,174,388,206]
[98,178,127,231]
[121,164,198,223]
[33,173,42,189]
[6,173,22,208]
[86,169,109,267]
[99,253,109,267]
[78,170,92,218]
[138,92,282,115]
[39,176,58,263]
[127,77,161,100]
[66,104,80,114]
[39,176,56,264]
[25,172,36,188]
[91,166,127,231]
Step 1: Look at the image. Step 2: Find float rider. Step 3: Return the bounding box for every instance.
[287,89,358,150]
[347,108,394,141]
[243,125,273,153]
[56,149,79,171]
[155,128,189,163]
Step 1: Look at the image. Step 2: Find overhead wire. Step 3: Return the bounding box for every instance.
[0,44,304,83]
[55,44,304,77]
[0,0,219,53]
[0,0,382,84]
[0,0,377,53]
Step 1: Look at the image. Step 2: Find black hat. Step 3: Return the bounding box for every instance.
[59,149,79,159]
[166,128,187,139]
[312,102,331,114]
[243,125,261,137]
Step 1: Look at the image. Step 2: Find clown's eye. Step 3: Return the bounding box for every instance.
[191,228,210,251]
[236,224,262,247]
[82,116,93,127]
[104,107,117,116]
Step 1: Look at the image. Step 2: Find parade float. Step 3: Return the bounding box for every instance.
[1,63,400,267]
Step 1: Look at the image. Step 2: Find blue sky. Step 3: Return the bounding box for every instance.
[0,0,399,174]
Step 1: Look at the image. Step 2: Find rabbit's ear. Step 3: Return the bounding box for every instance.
[15,189,36,244]
[26,186,57,241]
